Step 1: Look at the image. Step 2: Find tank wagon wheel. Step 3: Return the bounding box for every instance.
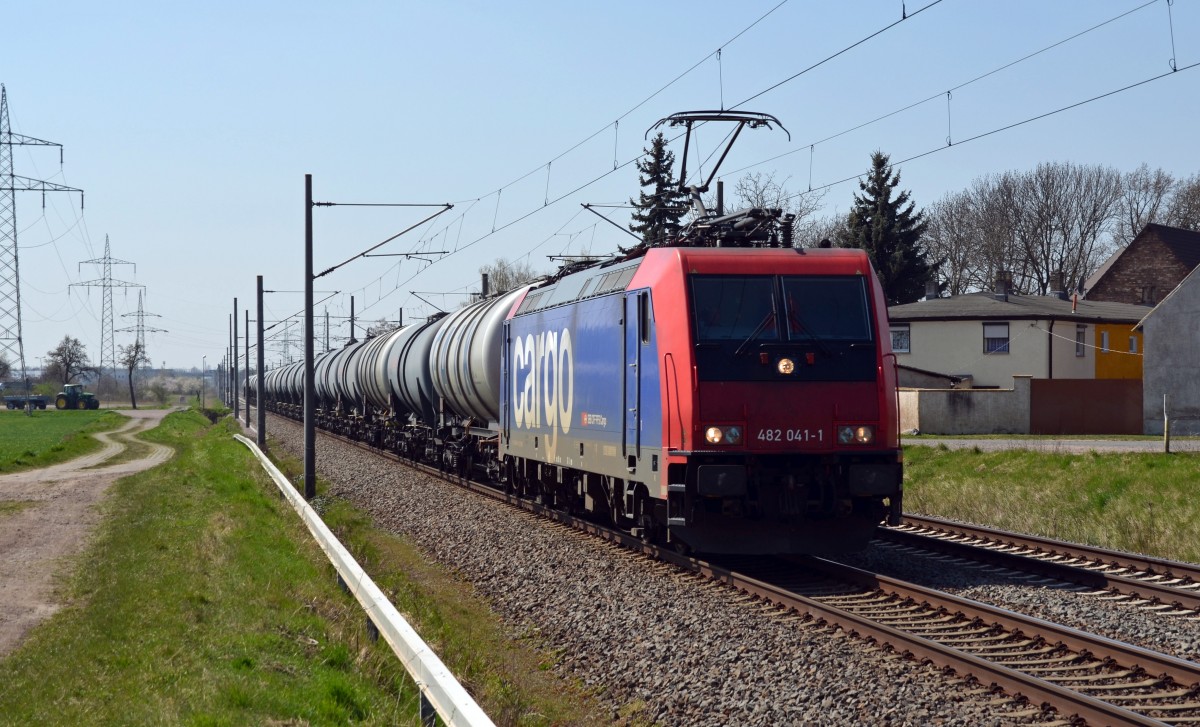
[55,395,68,410]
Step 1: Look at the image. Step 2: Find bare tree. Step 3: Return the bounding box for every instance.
[793,213,846,249]
[479,257,540,295]
[46,336,95,385]
[1113,164,1175,245]
[0,354,10,381]
[1166,172,1200,231]
[118,341,150,409]
[921,163,1123,296]
[365,317,399,337]
[925,191,987,295]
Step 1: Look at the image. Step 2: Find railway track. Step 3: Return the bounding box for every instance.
[880,515,1200,618]
[272,412,1200,725]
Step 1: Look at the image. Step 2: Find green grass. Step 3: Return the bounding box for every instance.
[269,448,614,726]
[0,501,35,518]
[0,409,611,726]
[0,410,126,473]
[904,445,1200,563]
[0,411,420,726]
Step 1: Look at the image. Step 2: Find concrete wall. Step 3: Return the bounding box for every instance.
[899,376,1031,435]
[1142,271,1200,434]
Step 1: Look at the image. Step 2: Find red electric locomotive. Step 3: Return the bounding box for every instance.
[499,112,902,554]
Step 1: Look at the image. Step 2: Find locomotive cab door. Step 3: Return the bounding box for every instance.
[623,290,649,472]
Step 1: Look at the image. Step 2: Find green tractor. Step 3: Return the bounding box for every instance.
[55,383,100,410]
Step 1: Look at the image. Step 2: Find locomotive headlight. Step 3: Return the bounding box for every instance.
[777,357,795,375]
[705,425,742,445]
[838,425,876,444]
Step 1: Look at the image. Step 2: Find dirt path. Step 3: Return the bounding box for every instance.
[0,408,176,657]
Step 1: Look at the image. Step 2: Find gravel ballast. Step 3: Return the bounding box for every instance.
[260,415,1057,725]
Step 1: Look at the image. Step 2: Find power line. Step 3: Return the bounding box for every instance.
[719,0,1161,181]
[786,60,1200,203]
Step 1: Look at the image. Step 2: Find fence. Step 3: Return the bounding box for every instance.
[234,434,494,727]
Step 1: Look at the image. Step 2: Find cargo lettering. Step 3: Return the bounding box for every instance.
[512,328,573,439]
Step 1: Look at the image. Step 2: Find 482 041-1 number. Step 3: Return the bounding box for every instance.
[756,428,823,443]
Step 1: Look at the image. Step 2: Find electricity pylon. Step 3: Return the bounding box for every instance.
[117,289,166,373]
[70,235,142,380]
[0,84,84,386]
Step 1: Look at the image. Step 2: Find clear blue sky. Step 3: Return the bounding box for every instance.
[3,0,1197,371]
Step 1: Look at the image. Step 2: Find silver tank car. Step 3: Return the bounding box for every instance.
[313,350,338,406]
[358,328,405,412]
[387,316,447,426]
[335,339,370,409]
[428,286,529,425]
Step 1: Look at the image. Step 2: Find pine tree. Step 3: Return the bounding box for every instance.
[628,132,687,247]
[837,151,933,304]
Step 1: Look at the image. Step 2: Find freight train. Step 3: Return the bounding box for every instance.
[252,112,903,554]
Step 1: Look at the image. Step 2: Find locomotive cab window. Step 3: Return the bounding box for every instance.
[692,276,779,342]
[781,276,871,342]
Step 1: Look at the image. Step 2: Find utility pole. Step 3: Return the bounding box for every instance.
[1,85,84,410]
[256,275,266,448]
[303,174,316,500]
[244,307,250,428]
[323,306,329,353]
[116,289,166,373]
[349,295,357,345]
[232,299,240,420]
[71,235,142,384]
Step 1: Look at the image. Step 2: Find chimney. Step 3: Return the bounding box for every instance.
[1049,270,1067,300]
[924,280,939,300]
[993,270,1013,302]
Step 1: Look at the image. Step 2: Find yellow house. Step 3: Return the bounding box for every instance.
[1094,323,1143,379]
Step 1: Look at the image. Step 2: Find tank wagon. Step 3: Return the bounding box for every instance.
[255,111,903,554]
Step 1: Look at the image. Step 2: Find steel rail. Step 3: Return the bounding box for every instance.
[889,515,1200,613]
[264,408,1198,725]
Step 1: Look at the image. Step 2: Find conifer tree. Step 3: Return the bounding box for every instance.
[629,133,687,246]
[838,151,933,304]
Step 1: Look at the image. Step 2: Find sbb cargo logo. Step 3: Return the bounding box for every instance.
[512,329,574,447]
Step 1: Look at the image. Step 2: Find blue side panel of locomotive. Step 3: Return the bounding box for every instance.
[501,288,661,482]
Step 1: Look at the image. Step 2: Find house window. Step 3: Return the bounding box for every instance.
[1075,325,1086,357]
[983,322,1009,354]
[891,323,910,353]
[1141,286,1157,304]
[1129,336,1138,354]
[1100,331,1109,352]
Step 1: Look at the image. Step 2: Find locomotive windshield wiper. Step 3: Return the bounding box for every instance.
[787,307,833,358]
[733,313,776,357]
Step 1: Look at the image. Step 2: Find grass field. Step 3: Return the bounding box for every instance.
[0,410,607,726]
[904,444,1200,563]
[0,410,125,473]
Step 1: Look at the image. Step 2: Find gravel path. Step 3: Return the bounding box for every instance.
[265,414,1054,726]
[0,408,175,656]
